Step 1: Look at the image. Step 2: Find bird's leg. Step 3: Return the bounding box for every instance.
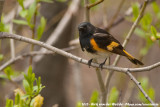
[99,58,107,70]
[88,58,93,68]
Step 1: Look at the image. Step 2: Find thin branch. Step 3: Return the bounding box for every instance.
[0,32,160,73]
[10,24,15,59]
[84,0,90,22]
[126,71,155,105]
[30,3,39,65]
[0,46,78,71]
[86,0,104,9]
[9,3,18,59]
[94,60,106,104]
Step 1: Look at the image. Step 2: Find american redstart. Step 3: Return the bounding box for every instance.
[78,22,143,68]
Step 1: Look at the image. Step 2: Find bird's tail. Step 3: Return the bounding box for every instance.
[123,50,144,65]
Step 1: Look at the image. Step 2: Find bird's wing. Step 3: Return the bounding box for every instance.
[92,32,126,56]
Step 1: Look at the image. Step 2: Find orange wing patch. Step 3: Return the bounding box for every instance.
[107,42,119,51]
[90,38,105,52]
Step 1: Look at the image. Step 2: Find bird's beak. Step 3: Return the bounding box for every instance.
[78,27,84,31]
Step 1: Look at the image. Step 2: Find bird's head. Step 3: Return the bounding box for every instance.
[78,22,95,37]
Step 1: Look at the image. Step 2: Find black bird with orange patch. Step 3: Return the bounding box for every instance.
[78,22,143,68]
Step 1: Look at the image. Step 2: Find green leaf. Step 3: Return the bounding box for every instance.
[21,94,30,99]
[36,17,46,40]
[76,101,82,107]
[140,77,148,90]
[5,99,13,107]
[56,0,66,2]
[140,13,152,31]
[26,1,36,24]
[0,16,9,32]
[108,87,119,105]
[140,47,149,56]
[148,88,155,101]
[23,79,31,94]
[0,74,8,79]
[4,66,14,80]
[17,0,24,10]
[39,0,53,3]
[15,93,20,105]
[132,3,139,21]
[13,19,29,25]
[90,91,99,107]
[135,28,146,38]
[0,54,3,60]
[151,26,157,38]
[19,10,28,18]
[152,2,160,14]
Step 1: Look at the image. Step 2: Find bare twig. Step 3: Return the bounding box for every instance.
[126,71,155,105]
[10,24,15,59]
[86,0,104,9]
[0,33,159,73]
[105,0,150,103]
[0,45,78,71]
[94,59,106,104]
[30,3,39,65]
[84,0,90,22]
[9,3,18,59]
[84,0,104,22]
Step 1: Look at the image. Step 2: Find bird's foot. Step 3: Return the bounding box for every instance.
[88,59,93,68]
[99,58,107,70]
[99,62,105,70]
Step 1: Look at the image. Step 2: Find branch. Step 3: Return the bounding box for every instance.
[126,72,155,105]
[0,32,160,73]
[84,0,90,22]
[0,46,78,71]
[86,0,104,9]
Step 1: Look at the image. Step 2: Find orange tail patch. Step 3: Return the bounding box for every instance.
[123,49,144,65]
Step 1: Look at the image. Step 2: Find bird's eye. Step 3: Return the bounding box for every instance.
[79,25,87,31]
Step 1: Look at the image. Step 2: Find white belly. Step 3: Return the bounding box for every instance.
[84,49,111,59]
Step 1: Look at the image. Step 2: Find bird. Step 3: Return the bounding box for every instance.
[78,22,143,68]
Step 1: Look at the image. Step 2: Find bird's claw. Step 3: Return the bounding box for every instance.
[99,62,105,70]
[88,59,93,68]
